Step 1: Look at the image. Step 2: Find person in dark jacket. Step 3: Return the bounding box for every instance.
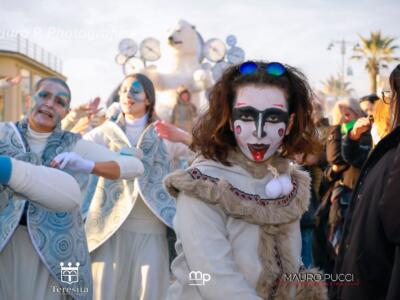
[296,157,321,269]
[341,119,372,168]
[332,64,400,300]
[342,95,393,167]
[298,100,329,269]
[359,93,379,117]
[324,98,370,259]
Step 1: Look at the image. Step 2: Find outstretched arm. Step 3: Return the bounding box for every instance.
[61,97,101,131]
[154,120,192,146]
[51,144,144,181]
[0,155,82,211]
[62,136,144,180]
[154,120,194,161]
[0,75,21,89]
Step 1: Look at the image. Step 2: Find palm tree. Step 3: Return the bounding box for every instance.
[352,31,399,93]
[321,74,354,100]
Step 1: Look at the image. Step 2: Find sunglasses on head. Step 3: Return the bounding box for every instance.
[238,61,287,77]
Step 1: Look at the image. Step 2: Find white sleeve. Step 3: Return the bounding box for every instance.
[74,138,144,179]
[163,139,194,161]
[8,158,82,211]
[82,125,109,146]
[175,193,262,300]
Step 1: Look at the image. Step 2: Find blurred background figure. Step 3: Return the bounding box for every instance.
[0,75,21,89]
[370,94,392,145]
[340,92,392,181]
[171,85,197,133]
[296,95,329,269]
[296,151,321,269]
[318,98,368,272]
[359,93,379,116]
[298,96,330,271]
[333,64,400,300]
[0,76,21,120]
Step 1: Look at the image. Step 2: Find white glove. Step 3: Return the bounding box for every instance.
[53,152,95,174]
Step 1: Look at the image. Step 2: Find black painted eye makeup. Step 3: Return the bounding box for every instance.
[232,107,289,124]
[263,108,289,124]
[232,106,289,140]
[232,107,257,122]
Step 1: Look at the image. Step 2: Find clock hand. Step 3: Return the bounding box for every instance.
[211,47,220,55]
[145,46,156,54]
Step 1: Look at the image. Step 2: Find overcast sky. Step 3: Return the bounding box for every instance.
[1,0,399,106]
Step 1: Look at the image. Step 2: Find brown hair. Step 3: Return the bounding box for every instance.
[191,61,321,165]
[389,64,400,130]
[121,73,156,125]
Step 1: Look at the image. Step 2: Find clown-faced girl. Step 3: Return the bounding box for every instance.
[165,61,327,300]
[0,77,144,300]
[83,73,192,300]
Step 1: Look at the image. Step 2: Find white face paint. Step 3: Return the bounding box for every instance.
[119,78,148,119]
[232,85,289,162]
[29,80,71,132]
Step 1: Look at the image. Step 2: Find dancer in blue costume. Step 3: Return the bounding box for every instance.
[0,77,144,300]
[83,73,192,300]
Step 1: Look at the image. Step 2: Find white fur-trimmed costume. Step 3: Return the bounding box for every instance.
[164,151,327,300]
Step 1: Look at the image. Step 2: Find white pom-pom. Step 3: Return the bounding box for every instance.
[265,178,283,198]
[277,175,293,196]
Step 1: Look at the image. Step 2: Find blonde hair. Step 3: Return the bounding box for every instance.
[331,97,363,125]
[373,98,391,138]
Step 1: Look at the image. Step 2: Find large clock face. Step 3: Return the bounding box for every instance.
[139,38,161,62]
[204,38,226,62]
[118,38,138,57]
[227,47,245,65]
[124,57,145,75]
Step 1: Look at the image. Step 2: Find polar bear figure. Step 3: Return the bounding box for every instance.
[145,19,212,121]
